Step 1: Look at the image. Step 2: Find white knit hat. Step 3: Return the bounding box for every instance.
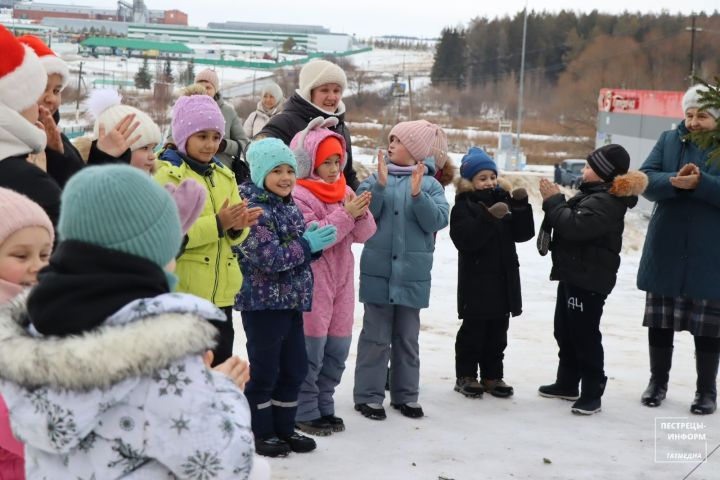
[0,25,47,112]
[88,89,162,151]
[17,34,70,90]
[261,81,284,103]
[297,60,347,102]
[682,84,720,119]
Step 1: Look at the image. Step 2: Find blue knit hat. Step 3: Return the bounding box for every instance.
[460,147,497,180]
[59,165,182,270]
[247,138,297,189]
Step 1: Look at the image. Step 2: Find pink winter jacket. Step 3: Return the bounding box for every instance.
[293,184,376,337]
[0,395,24,479]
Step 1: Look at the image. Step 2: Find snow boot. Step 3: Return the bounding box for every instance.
[278,432,317,453]
[641,346,673,407]
[391,402,424,419]
[321,414,345,432]
[454,377,484,398]
[482,378,514,398]
[538,365,580,400]
[255,436,291,457]
[355,403,386,420]
[690,350,719,415]
[295,417,333,436]
[571,375,607,415]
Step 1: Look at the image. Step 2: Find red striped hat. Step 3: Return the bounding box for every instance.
[0,25,46,112]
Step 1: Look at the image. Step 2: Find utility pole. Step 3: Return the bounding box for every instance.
[686,15,703,84]
[408,75,413,121]
[516,5,528,151]
[75,61,83,123]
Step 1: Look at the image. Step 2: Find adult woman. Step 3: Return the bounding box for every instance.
[258,60,359,190]
[244,81,284,138]
[637,84,720,415]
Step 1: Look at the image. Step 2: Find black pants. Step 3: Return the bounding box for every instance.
[648,327,720,353]
[208,306,235,367]
[455,315,509,380]
[553,282,607,384]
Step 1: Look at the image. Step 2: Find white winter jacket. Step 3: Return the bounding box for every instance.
[0,293,256,480]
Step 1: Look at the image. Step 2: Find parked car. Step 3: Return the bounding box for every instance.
[558,159,585,188]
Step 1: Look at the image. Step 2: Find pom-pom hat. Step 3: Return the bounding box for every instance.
[88,89,162,151]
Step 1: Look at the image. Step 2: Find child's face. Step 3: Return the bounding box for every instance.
[315,154,342,184]
[582,162,603,183]
[264,164,296,197]
[471,169,498,190]
[130,143,157,174]
[197,80,217,98]
[387,136,415,166]
[685,108,717,132]
[0,226,52,287]
[39,74,63,115]
[262,93,277,109]
[310,83,342,112]
[186,130,222,163]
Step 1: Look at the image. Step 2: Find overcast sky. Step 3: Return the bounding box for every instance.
[38,0,718,37]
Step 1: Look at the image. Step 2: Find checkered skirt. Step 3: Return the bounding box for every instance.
[643,293,720,338]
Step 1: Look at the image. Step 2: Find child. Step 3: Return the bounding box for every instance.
[538,144,647,414]
[0,165,260,479]
[450,148,534,399]
[353,120,449,420]
[290,118,377,435]
[235,138,337,457]
[0,187,54,479]
[155,94,262,366]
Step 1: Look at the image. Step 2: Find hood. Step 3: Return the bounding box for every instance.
[0,103,47,160]
[608,170,648,199]
[256,98,284,117]
[0,292,220,453]
[290,124,347,180]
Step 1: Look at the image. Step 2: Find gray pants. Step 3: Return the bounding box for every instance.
[296,335,352,421]
[353,303,421,405]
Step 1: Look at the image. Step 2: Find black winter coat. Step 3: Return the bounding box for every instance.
[543,176,642,296]
[450,184,535,319]
[44,111,85,189]
[0,155,61,228]
[258,93,359,190]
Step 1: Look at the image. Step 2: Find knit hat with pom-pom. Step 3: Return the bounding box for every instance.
[88,89,162,151]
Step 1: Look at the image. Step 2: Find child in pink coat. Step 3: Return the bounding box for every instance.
[290,118,377,436]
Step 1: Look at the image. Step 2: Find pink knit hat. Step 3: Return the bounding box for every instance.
[388,120,449,167]
[194,68,220,92]
[171,94,226,154]
[0,187,54,247]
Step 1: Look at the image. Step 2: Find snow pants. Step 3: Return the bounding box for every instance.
[455,315,509,380]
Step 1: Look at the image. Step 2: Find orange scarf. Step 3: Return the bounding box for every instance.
[296,174,347,203]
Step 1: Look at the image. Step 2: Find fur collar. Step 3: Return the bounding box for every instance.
[0,294,218,391]
[454,176,512,194]
[608,170,648,197]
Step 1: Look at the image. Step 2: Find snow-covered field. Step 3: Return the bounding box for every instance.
[231,171,718,480]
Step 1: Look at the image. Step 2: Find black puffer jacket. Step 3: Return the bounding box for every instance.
[258,93,359,190]
[543,172,647,295]
[450,180,535,319]
[0,155,61,228]
[44,110,85,189]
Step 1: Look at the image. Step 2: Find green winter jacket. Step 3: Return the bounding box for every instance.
[154,149,249,307]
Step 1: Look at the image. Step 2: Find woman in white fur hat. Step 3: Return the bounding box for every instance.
[243,81,284,138]
[258,59,359,190]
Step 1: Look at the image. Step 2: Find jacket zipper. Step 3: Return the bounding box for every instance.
[203,168,222,303]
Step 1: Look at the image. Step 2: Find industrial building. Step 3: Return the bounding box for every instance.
[12,1,187,25]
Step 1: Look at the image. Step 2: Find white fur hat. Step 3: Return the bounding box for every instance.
[88,89,162,151]
[297,60,347,102]
[0,26,47,112]
[682,84,719,119]
[261,81,284,103]
[17,34,70,89]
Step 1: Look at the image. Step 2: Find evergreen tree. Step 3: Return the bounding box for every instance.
[163,58,174,83]
[430,28,467,88]
[186,59,195,85]
[134,57,152,90]
[688,77,720,162]
[282,37,297,53]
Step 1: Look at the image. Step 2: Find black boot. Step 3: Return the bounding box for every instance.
[538,365,580,400]
[571,375,607,415]
[691,350,719,415]
[641,346,673,407]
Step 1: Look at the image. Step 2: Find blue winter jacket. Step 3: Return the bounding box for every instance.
[233,181,315,311]
[358,160,449,309]
[637,121,720,301]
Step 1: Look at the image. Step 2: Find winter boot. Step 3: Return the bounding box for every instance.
[295,417,333,436]
[321,414,345,432]
[641,346,673,407]
[538,365,580,400]
[571,375,607,415]
[355,403,386,420]
[278,432,317,453]
[454,377,484,398]
[482,378,514,398]
[690,350,719,415]
[255,436,291,457]
[391,402,424,419]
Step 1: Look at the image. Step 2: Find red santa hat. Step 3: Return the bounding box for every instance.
[17,34,70,89]
[0,25,47,112]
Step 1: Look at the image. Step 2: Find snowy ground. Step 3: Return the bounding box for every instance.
[231,170,718,480]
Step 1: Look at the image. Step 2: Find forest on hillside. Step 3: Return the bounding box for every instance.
[429,10,720,134]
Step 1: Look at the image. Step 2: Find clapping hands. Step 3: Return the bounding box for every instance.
[670,163,700,190]
[345,191,371,219]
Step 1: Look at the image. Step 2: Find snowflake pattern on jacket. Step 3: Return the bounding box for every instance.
[234,181,315,312]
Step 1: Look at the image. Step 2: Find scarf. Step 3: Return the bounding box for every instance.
[27,240,172,337]
[387,162,417,176]
[296,174,347,203]
[0,103,47,160]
